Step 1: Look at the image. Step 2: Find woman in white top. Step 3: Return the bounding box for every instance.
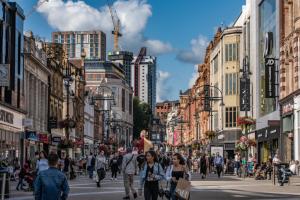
[95,150,106,187]
[36,151,49,174]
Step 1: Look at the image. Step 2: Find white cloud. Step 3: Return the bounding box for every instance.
[145,39,173,55]
[37,0,172,55]
[189,65,199,88]
[176,34,209,64]
[156,70,171,102]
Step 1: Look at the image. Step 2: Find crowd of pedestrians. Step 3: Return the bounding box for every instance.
[4,147,300,200]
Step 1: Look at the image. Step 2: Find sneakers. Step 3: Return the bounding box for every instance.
[133,193,138,199]
[123,196,130,200]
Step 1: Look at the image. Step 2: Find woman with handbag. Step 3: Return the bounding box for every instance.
[166,153,191,200]
[139,150,165,200]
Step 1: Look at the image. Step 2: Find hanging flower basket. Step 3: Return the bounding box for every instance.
[205,131,216,140]
[235,142,248,151]
[237,116,256,126]
[248,139,256,147]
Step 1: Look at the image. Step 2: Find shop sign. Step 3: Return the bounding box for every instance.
[265,58,276,98]
[49,117,58,129]
[52,136,61,143]
[39,134,49,144]
[25,131,38,141]
[23,118,33,127]
[0,109,14,124]
[210,145,224,157]
[75,138,84,145]
[0,64,10,87]
[282,103,294,115]
[240,78,250,111]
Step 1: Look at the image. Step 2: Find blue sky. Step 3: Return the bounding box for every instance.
[15,0,244,102]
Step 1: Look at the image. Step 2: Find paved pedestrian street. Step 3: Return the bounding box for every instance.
[9,173,300,200]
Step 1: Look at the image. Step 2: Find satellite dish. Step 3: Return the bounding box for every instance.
[264,32,273,58]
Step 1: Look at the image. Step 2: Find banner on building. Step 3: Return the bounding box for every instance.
[240,78,250,111]
[265,58,276,98]
[39,134,49,144]
[25,131,38,141]
[204,85,210,111]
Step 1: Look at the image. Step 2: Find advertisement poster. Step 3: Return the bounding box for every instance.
[210,145,224,157]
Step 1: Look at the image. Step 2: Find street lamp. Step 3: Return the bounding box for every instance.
[89,86,115,143]
[63,59,74,140]
[193,84,225,143]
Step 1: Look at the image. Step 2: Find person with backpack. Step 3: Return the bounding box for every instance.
[137,150,146,172]
[122,148,138,200]
[110,152,119,181]
[139,150,165,200]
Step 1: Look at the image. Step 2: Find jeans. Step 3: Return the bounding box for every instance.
[216,165,223,178]
[88,166,94,178]
[123,173,136,196]
[16,178,24,190]
[111,168,118,179]
[144,181,159,200]
[170,182,177,200]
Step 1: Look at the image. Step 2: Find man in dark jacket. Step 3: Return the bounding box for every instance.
[34,153,69,200]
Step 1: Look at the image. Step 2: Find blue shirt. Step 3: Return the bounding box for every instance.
[139,162,165,189]
[34,167,69,200]
[37,159,49,173]
[214,156,224,166]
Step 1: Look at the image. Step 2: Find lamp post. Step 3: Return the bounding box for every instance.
[193,84,225,143]
[89,86,115,144]
[80,50,86,156]
[63,59,74,140]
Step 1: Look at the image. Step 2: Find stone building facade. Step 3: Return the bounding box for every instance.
[43,42,65,153]
[155,100,180,125]
[210,26,242,159]
[279,0,300,162]
[23,33,51,158]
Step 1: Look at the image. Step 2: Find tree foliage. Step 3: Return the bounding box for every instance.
[133,97,152,139]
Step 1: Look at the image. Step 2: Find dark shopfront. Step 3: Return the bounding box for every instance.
[256,126,280,164]
[281,100,294,162]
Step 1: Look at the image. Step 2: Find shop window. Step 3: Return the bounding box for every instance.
[282,115,293,133]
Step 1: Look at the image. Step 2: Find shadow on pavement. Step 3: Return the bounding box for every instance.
[190,188,300,200]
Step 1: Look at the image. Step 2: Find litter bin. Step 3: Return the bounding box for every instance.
[0,168,9,199]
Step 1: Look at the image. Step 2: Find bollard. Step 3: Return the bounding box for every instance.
[1,173,6,200]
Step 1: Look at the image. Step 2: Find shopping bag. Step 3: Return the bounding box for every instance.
[98,168,106,181]
[93,171,99,182]
[175,178,191,200]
